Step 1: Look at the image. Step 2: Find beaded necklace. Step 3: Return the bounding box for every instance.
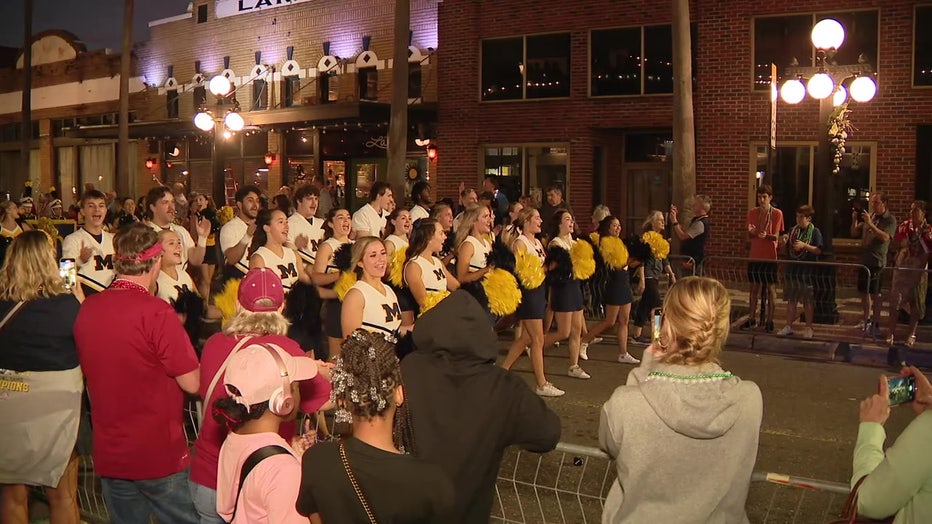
[647,370,733,382]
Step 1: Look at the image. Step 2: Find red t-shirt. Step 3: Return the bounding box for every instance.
[74,286,199,480]
[747,206,784,260]
[190,333,332,490]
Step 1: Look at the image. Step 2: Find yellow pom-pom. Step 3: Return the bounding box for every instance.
[48,186,56,192]
[35,217,62,242]
[514,249,545,289]
[218,206,235,226]
[335,271,357,301]
[214,278,241,326]
[482,268,521,316]
[589,232,600,245]
[600,236,629,269]
[388,246,406,287]
[642,231,670,260]
[570,240,596,280]
[419,290,450,316]
[24,180,33,188]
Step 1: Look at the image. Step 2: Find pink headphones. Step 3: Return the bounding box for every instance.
[260,344,295,417]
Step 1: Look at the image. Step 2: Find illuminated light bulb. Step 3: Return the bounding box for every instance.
[780,79,805,104]
[224,112,245,131]
[811,19,845,50]
[849,76,877,103]
[833,85,848,107]
[807,72,835,100]
[208,75,232,97]
[194,112,214,131]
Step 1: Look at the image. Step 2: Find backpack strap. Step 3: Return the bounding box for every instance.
[230,445,291,522]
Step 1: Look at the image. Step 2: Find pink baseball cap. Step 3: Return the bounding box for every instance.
[238,268,284,312]
[224,343,318,409]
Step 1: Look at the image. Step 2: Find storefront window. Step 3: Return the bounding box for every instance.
[591,24,695,96]
[482,144,569,205]
[358,67,378,101]
[481,34,571,101]
[915,6,932,86]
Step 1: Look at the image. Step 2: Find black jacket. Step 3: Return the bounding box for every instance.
[402,290,561,524]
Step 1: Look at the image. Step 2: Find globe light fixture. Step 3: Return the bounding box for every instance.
[224,111,245,132]
[832,85,848,107]
[780,78,806,104]
[194,111,215,131]
[849,76,877,103]
[208,75,232,97]
[807,72,835,100]
[811,19,845,50]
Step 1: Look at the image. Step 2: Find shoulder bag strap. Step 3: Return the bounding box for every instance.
[339,440,378,524]
[203,335,253,417]
[229,444,291,523]
[0,301,26,334]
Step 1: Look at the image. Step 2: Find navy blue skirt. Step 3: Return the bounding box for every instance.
[551,280,584,312]
[325,299,343,339]
[517,285,547,320]
[605,268,633,306]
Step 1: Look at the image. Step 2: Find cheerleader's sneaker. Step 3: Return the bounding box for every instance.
[579,343,589,360]
[535,382,565,397]
[568,365,591,380]
[776,325,793,337]
[591,337,604,344]
[617,353,640,365]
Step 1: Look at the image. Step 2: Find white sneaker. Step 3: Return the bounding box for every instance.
[591,337,604,344]
[535,382,565,397]
[617,353,640,364]
[554,341,561,347]
[804,327,814,339]
[776,325,793,337]
[568,365,591,379]
[524,346,530,356]
[579,343,589,360]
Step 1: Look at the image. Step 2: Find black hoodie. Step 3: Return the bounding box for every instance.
[402,290,561,524]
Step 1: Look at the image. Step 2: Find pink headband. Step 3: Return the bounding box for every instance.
[115,243,163,262]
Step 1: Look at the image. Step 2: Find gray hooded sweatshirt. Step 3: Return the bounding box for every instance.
[599,350,762,523]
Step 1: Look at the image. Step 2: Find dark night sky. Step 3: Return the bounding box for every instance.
[0,0,193,51]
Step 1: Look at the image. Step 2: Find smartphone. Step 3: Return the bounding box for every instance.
[59,258,77,291]
[887,376,917,406]
[651,308,663,342]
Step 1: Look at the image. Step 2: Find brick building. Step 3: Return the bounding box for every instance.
[434,0,932,257]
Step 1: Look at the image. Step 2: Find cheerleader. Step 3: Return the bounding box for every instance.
[189,193,220,302]
[501,208,563,397]
[498,201,524,247]
[341,236,411,337]
[631,210,676,342]
[455,204,493,284]
[579,216,640,364]
[312,208,353,359]
[155,229,198,305]
[383,208,415,325]
[0,200,31,239]
[430,203,456,267]
[545,209,590,380]
[403,218,459,312]
[248,208,312,292]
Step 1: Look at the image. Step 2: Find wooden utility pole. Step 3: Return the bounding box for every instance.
[386,0,410,204]
[117,0,134,197]
[20,0,33,192]
[671,0,696,221]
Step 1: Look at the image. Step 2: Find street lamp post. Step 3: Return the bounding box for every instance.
[194,75,247,205]
[778,18,877,323]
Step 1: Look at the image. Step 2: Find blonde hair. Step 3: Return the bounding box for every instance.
[592,205,611,224]
[454,204,489,249]
[656,277,731,366]
[0,230,67,301]
[350,236,384,279]
[642,210,664,233]
[0,200,19,221]
[223,307,290,336]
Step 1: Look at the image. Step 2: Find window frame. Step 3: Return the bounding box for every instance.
[166,89,180,119]
[358,67,378,101]
[478,142,571,203]
[283,75,300,107]
[251,79,268,110]
[913,4,932,88]
[479,31,573,103]
[750,8,881,93]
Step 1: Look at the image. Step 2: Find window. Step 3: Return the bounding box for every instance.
[252,79,267,110]
[358,67,377,101]
[408,62,422,99]
[482,144,569,205]
[751,143,875,239]
[753,10,878,90]
[481,33,571,101]
[319,72,338,104]
[915,6,932,86]
[197,4,207,23]
[283,76,300,107]
[591,25,696,96]
[193,85,207,109]
[166,89,179,118]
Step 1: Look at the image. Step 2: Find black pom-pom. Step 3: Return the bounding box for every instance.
[624,234,653,264]
[170,289,204,348]
[545,245,573,285]
[284,281,323,336]
[440,233,455,258]
[332,242,354,272]
[580,235,606,275]
[486,239,516,273]
[394,330,416,360]
[459,280,490,310]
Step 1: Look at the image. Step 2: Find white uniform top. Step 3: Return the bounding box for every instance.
[351,203,386,237]
[156,268,196,304]
[410,205,430,222]
[349,280,402,335]
[549,235,575,252]
[219,216,251,274]
[61,228,115,292]
[405,255,447,292]
[287,213,324,265]
[321,237,351,274]
[385,235,408,251]
[516,235,546,263]
[148,222,196,268]
[463,235,491,270]
[254,246,299,292]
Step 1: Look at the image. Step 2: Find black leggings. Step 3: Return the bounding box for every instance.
[634,278,662,325]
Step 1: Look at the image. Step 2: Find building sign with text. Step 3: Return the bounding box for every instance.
[216,0,312,19]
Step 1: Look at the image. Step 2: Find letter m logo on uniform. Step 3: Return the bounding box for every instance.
[432,268,444,280]
[94,254,114,271]
[278,263,298,279]
[381,302,402,323]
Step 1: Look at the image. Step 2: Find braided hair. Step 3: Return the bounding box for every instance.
[212,388,269,432]
[657,276,731,366]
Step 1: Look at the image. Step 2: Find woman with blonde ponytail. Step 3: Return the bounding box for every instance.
[599,277,762,524]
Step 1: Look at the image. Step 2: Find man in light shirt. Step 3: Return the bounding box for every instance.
[219,185,262,280]
[145,186,209,268]
[287,185,325,265]
[62,189,115,295]
[410,181,432,222]
[352,181,393,238]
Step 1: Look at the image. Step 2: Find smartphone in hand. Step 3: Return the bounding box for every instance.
[59,258,77,291]
[651,308,663,342]
[887,375,917,406]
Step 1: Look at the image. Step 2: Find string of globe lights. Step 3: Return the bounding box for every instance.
[778,18,877,106]
[193,74,248,138]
